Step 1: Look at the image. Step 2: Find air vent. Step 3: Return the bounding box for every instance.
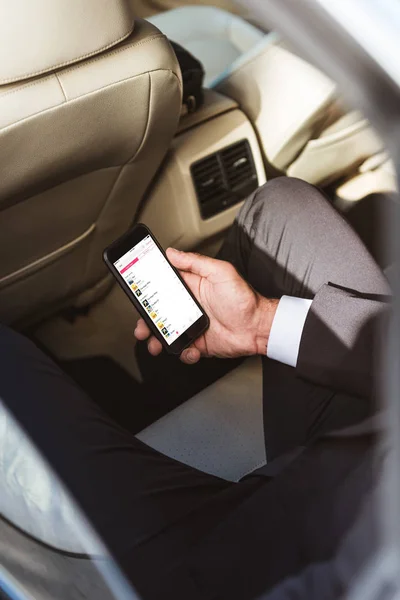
[191,154,230,207]
[191,139,258,219]
[221,141,258,191]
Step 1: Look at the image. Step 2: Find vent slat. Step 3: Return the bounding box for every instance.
[192,163,220,174]
[221,148,248,159]
[198,189,227,203]
[228,168,253,183]
[195,175,223,187]
[221,141,255,190]
[191,139,258,220]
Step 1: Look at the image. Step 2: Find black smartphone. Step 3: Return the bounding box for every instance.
[103,224,209,355]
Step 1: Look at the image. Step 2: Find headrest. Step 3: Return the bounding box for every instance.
[0,0,135,85]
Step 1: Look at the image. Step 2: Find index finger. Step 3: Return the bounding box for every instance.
[166,248,220,280]
[134,318,151,340]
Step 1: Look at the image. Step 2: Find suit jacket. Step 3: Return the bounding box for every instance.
[297,282,391,398]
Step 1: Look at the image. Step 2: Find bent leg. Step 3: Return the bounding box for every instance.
[220,176,390,298]
[220,177,389,458]
[0,325,262,595]
[0,325,376,599]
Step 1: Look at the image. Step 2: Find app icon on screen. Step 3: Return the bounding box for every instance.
[135,289,142,297]
[146,305,152,313]
[142,299,149,307]
[157,322,164,329]
[162,327,168,335]
[150,312,157,319]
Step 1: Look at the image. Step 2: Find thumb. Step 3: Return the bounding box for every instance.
[166,248,220,279]
[180,346,201,365]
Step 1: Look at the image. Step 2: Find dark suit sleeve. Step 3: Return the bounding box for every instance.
[296,283,390,398]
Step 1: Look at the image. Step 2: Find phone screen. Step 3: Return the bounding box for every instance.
[114,235,203,345]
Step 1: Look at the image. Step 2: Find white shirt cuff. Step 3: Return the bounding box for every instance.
[267,296,312,368]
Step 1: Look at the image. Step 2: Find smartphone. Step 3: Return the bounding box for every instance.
[103,224,209,355]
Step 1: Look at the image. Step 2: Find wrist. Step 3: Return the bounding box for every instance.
[254,295,279,356]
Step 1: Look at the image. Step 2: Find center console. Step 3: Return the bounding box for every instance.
[138,89,266,251]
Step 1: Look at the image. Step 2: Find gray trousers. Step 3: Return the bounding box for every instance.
[220,176,388,458]
[0,177,387,599]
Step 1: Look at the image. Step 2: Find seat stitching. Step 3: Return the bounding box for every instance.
[0,68,178,133]
[128,72,152,163]
[88,72,152,231]
[0,34,167,100]
[0,75,56,99]
[85,68,176,274]
[54,73,67,102]
[0,69,181,217]
[0,24,136,84]
[58,35,166,77]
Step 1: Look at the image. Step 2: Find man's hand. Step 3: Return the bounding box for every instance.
[134,248,278,364]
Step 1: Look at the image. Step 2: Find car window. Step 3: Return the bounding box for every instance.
[0,398,138,600]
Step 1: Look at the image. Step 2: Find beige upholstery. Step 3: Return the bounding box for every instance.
[148,4,383,187]
[216,35,383,184]
[0,4,182,324]
[288,111,383,185]
[335,155,397,210]
[0,0,134,84]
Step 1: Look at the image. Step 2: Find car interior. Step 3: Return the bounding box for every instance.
[0,0,398,597]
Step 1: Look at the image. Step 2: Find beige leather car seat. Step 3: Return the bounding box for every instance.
[216,35,384,184]
[335,154,397,210]
[149,6,383,186]
[0,0,182,325]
